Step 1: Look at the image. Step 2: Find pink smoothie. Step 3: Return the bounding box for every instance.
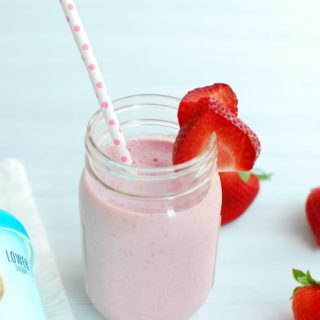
[79,139,221,320]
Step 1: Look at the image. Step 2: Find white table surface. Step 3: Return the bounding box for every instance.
[1,0,320,319]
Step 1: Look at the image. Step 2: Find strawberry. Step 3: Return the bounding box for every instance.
[305,187,320,246]
[178,83,238,127]
[292,269,320,320]
[220,170,270,225]
[172,97,261,171]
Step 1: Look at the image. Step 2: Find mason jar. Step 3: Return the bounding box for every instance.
[79,94,221,320]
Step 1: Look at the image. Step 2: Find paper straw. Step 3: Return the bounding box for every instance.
[59,0,132,165]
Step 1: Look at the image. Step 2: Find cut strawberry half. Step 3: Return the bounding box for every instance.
[172,97,260,171]
[178,83,238,127]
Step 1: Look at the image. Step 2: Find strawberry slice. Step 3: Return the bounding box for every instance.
[178,83,238,126]
[172,97,260,171]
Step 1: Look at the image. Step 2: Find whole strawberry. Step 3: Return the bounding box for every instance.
[220,170,270,225]
[305,187,320,246]
[292,269,320,320]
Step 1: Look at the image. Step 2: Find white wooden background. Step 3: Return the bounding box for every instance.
[1,0,320,319]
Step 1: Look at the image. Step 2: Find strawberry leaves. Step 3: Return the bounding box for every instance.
[239,170,272,183]
[293,269,320,286]
[292,269,320,296]
[238,171,251,183]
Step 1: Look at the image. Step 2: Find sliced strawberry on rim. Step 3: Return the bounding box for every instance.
[178,83,238,127]
[172,97,260,172]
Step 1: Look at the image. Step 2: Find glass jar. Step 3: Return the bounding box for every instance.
[79,94,221,320]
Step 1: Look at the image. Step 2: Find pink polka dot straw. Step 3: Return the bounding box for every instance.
[60,0,132,165]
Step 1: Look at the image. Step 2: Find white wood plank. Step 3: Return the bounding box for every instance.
[1,0,320,319]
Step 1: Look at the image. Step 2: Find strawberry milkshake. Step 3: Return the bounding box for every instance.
[79,95,221,320]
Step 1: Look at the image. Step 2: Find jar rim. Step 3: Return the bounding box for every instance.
[86,94,217,177]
